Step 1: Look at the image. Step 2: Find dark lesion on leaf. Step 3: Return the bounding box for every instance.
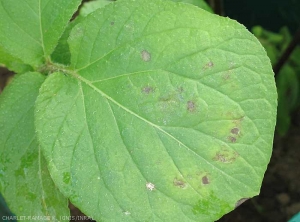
[187,100,197,112]
[110,21,115,25]
[203,61,214,70]
[158,94,178,112]
[231,127,240,135]
[141,86,155,94]
[228,136,237,143]
[173,178,186,188]
[177,86,184,94]
[213,149,239,163]
[222,72,231,81]
[201,175,210,185]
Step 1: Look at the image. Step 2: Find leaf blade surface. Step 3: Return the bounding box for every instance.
[36,0,277,221]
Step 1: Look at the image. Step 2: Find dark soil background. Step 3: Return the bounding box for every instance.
[1,0,300,221]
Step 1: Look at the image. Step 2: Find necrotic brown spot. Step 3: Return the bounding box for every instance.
[213,149,239,163]
[228,136,237,143]
[222,72,231,81]
[187,101,196,112]
[203,61,214,70]
[177,87,184,93]
[231,127,239,135]
[110,21,115,26]
[141,50,151,62]
[173,178,186,188]
[141,86,154,94]
[202,176,209,185]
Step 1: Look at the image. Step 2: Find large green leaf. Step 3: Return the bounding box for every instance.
[0,73,69,221]
[35,0,277,221]
[0,0,81,68]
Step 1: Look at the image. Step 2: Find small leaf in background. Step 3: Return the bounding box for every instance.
[51,20,82,66]
[276,65,299,136]
[35,0,277,221]
[52,0,114,65]
[0,0,82,68]
[279,27,292,52]
[252,26,281,65]
[0,73,69,222]
[253,25,300,136]
[252,26,283,44]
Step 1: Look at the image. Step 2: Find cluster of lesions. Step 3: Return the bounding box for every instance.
[138,49,243,142]
[137,49,214,118]
[228,114,246,142]
[227,126,240,144]
[213,147,240,164]
[139,80,208,124]
[172,171,212,192]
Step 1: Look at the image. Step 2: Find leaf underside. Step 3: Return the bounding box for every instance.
[35,0,277,221]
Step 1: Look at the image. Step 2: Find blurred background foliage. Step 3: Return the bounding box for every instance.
[252,26,300,136]
[224,0,300,34]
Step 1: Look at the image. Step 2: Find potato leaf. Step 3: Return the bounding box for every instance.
[35,0,277,221]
